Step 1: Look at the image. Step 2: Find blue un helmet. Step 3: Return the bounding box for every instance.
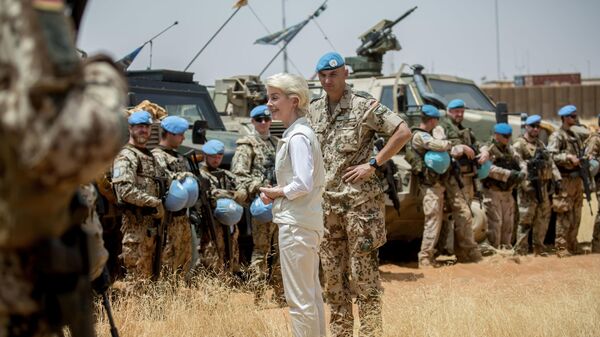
[164,180,189,212]
[424,151,451,174]
[182,176,199,208]
[477,160,492,179]
[214,198,243,226]
[250,197,273,224]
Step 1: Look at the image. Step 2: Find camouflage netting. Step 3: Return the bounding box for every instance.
[126,100,168,120]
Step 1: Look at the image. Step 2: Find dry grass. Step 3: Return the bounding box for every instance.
[95,254,600,337]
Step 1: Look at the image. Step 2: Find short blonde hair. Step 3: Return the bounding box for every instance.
[265,73,310,117]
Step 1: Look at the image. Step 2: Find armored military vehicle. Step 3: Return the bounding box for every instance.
[126,69,240,167]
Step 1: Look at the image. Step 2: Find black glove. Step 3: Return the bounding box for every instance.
[92,267,111,295]
[508,170,526,186]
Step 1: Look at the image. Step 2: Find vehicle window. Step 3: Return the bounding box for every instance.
[428,79,495,111]
[381,85,419,114]
[135,92,225,130]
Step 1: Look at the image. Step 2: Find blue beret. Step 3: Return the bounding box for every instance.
[558,104,577,117]
[202,139,225,155]
[250,105,271,118]
[447,99,465,110]
[494,123,512,135]
[128,110,153,125]
[421,104,441,118]
[315,52,345,72]
[161,116,189,134]
[525,114,542,125]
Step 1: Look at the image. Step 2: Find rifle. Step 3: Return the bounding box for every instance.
[151,176,170,281]
[92,267,120,337]
[185,152,224,266]
[374,138,401,215]
[527,148,545,204]
[578,148,594,216]
[450,159,474,217]
[212,170,235,270]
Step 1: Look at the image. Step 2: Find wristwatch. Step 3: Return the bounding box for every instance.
[368,157,380,169]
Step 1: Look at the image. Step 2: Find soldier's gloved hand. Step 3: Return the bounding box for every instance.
[154,202,165,219]
[508,170,525,185]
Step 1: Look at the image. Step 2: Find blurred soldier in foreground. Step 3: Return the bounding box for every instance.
[112,111,165,279]
[409,105,481,268]
[433,99,490,255]
[231,105,284,305]
[0,0,127,334]
[198,140,246,274]
[151,116,194,274]
[548,105,585,257]
[584,114,600,253]
[513,115,561,256]
[308,52,411,337]
[482,123,527,249]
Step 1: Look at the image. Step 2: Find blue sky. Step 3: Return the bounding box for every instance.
[78,0,599,86]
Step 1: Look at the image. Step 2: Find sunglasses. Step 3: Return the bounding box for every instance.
[499,133,512,139]
[567,114,578,119]
[528,124,541,129]
[253,117,272,123]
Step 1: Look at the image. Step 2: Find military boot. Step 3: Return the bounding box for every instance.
[418,258,438,269]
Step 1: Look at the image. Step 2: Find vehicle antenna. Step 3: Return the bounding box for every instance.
[144,21,179,70]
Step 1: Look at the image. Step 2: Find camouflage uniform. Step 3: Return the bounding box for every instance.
[547,128,584,254]
[0,0,127,334]
[513,135,560,254]
[585,132,600,252]
[432,117,483,254]
[231,131,283,301]
[112,144,163,279]
[198,164,245,273]
[481,141,527,248]
[308,85,404,337]
[152,146,194,273]
[409,129,481,266]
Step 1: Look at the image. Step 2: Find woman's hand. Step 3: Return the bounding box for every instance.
[260,186,285,202]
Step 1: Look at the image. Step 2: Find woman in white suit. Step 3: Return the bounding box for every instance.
[260,73,326,337]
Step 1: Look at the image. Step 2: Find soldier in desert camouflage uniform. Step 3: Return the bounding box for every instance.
[151,116,194,274]
[409,105,481,268]
[231,105,284,304]
[513,115,561,256]
[112,111,165,279]
[199,140,247,273]
[584,114,600,253]
[548,105,584,257]
[0,0,127,334]
[308,52,411,337]
[432,99,490,256]
[481,123,527,249]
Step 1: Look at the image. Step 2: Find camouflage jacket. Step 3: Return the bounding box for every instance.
[483,140,527,189]
[112,144,162,208]
[151,146,193,181]
[199,164,246,207]
[584,131,600,160]
[513,135,560,183]
[433,117,484,175]
[547,127,584,172]
[0,0,127,249]
[230,131,277,200]
[409,128,452,185]
[307,85,405,212]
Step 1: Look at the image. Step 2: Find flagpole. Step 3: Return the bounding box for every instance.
[184,7,242,72]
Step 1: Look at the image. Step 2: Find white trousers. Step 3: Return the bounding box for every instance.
[278,223,326,337]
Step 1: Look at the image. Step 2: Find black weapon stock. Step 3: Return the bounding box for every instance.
[374,138,401,215]
[450,159,474,217]
[579,149,594,216]
[528,149,545,204]
[151,175,170,281]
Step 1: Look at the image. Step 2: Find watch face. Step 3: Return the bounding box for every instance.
[370,158,377,167]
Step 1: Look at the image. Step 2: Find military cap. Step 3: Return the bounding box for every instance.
[250,105,271,118]
[128,110,153,125]
[161,116,189,134]
[202,139,225,155]
[421,104,441,118]
[525,114,542,125]
[494,123,512,135]
[558,104,577,117]
[315,52,345,72]
[447,99,465,110]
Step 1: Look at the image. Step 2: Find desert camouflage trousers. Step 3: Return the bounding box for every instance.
[320,196,384,337]
[120,211,156,279]
[421,178,479,264]
[552,176,583,253]
[515,187,551,253]
[163,215,193,274]
[484,188,515,248]
[592,187,600,252]
[199,222,240,273]
[248,219,284,302]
